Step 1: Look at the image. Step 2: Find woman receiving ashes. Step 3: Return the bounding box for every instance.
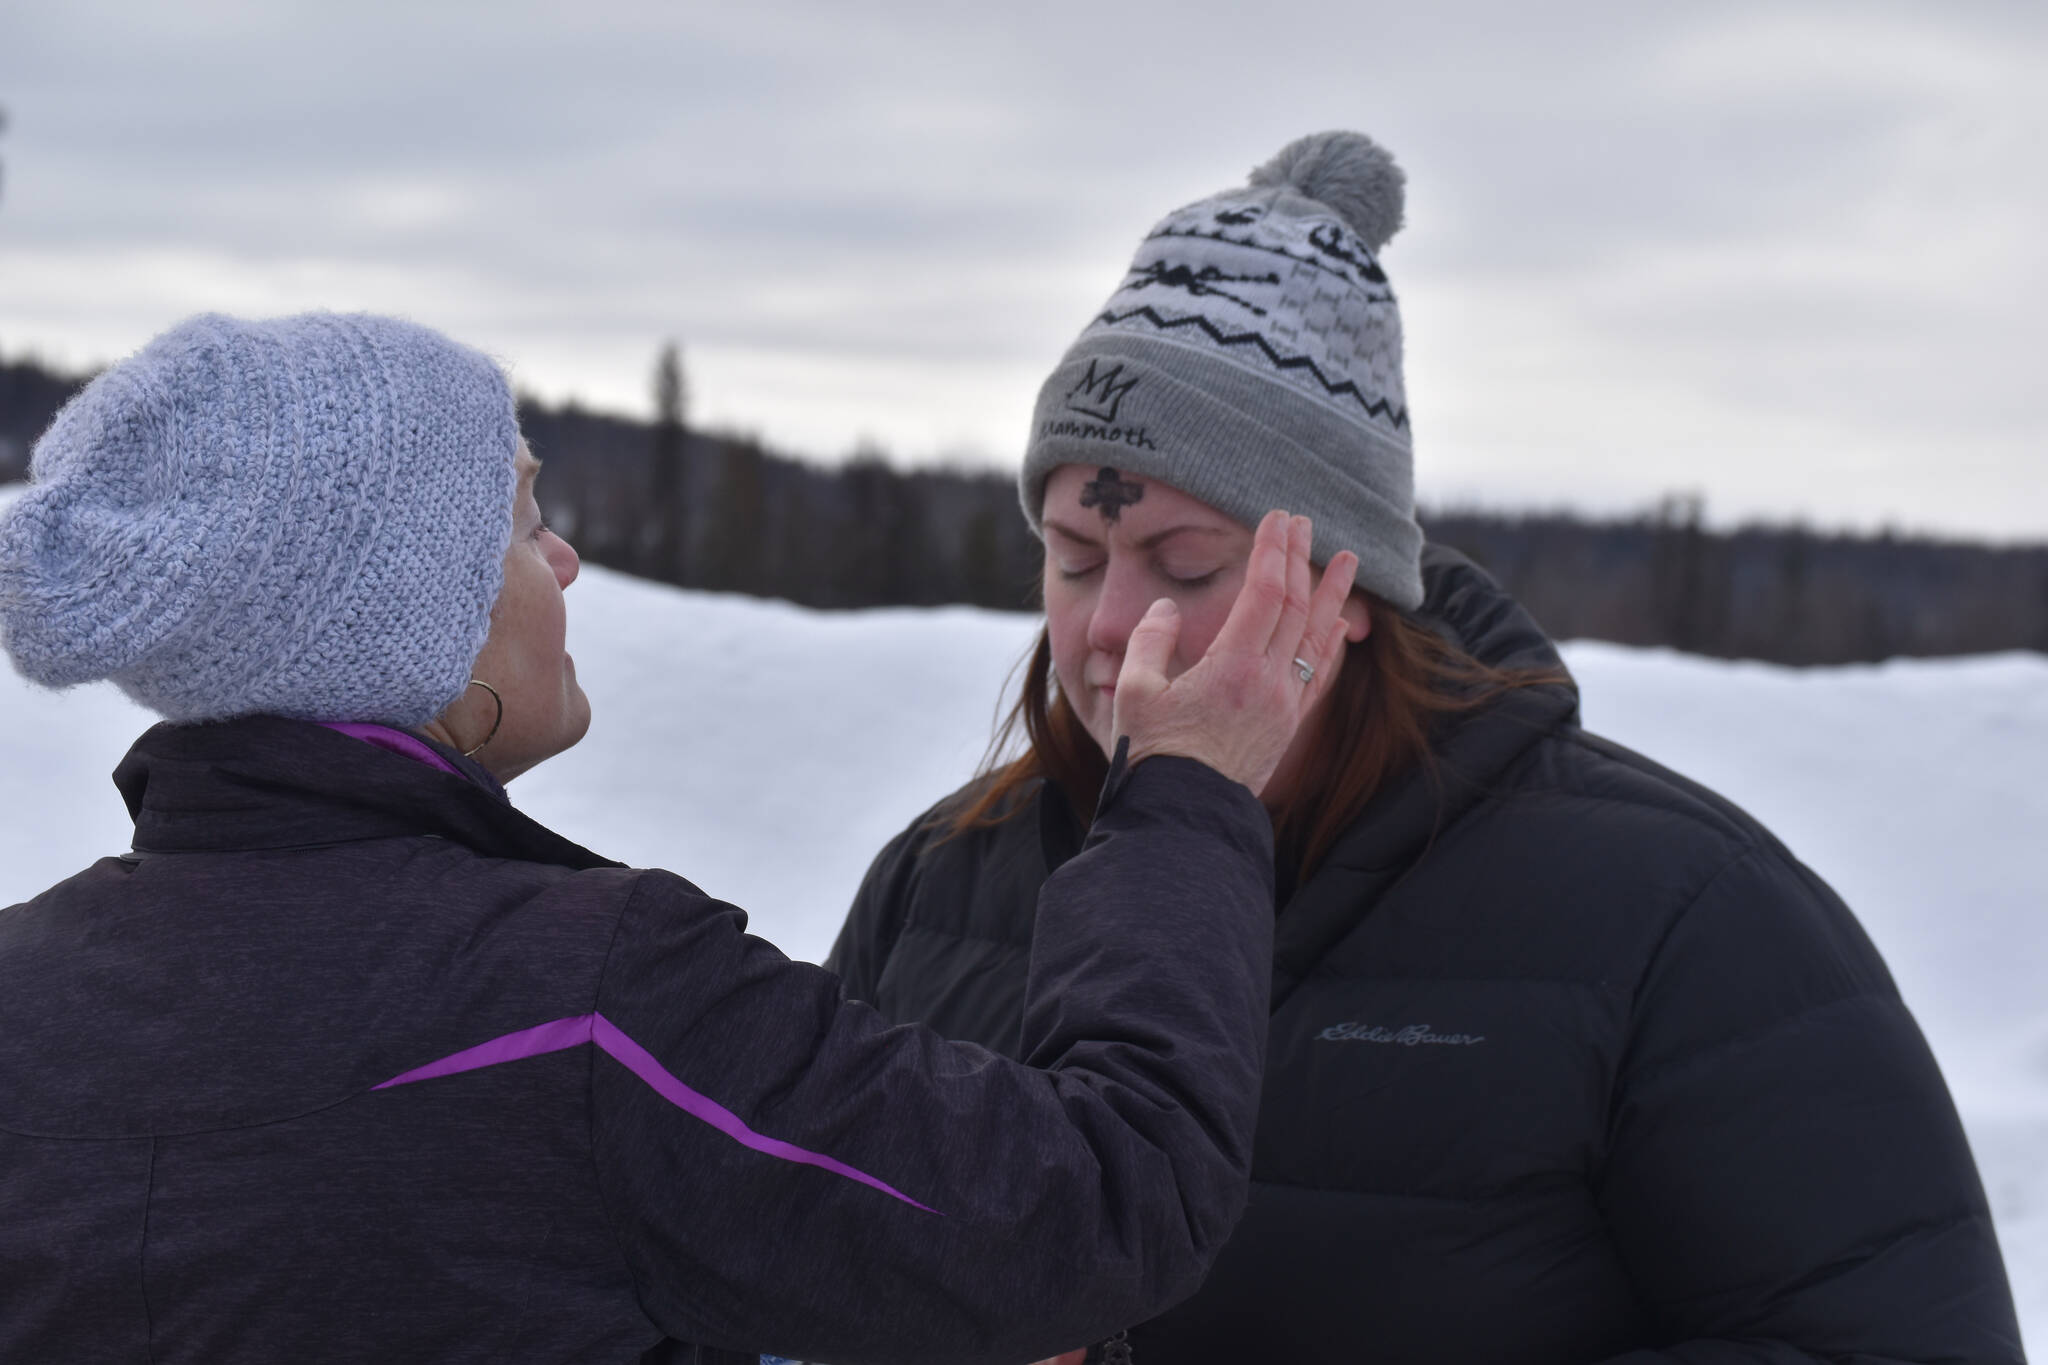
[829,132,2025,1365]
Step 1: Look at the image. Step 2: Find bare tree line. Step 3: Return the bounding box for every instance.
[4,350,2043,664]
[515,393,1041,612]
[1428,498,2048,665]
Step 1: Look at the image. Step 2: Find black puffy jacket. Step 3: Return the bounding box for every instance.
[830,551,2025,1365]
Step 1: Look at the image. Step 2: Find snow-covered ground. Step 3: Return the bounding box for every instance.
[3,486,2042,1348]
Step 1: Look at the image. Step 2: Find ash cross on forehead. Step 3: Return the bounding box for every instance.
[1080,468,1145,523]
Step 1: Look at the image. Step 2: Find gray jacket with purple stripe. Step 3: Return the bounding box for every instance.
[0,717,1275,1365]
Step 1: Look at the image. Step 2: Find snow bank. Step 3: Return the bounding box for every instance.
[2,483,2041,1345]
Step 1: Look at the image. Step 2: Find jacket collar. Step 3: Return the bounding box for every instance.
[1270,546,1580,1000]
[113,715,618,871]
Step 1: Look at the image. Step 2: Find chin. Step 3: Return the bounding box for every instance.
[562,691,594,749]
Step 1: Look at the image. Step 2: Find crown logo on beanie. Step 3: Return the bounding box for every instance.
[1064,360,1142,422]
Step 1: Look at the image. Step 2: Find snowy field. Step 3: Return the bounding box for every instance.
[2,486,2042,1348]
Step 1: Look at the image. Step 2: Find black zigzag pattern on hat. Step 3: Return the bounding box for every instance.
[1147,224,1396,298]
[1095,306,1411,430]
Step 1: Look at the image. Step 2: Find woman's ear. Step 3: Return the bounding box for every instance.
[1340,591,1373,643]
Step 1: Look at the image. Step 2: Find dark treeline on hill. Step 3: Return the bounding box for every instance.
[4,352,2044,664]
[1428,498,2048,665]
[516,398,1043,612]
[0,354,86,481]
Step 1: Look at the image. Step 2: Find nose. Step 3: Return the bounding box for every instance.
[1085,557,1153,661]
[548,532,580,590]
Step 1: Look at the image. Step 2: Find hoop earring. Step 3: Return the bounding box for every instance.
[462,678,504,757]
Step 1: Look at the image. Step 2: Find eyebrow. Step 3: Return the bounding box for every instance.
[1045,518,1234,552]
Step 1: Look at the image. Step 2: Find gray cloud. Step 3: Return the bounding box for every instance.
[2,0,2041,535]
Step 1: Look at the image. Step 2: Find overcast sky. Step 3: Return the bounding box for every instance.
[1,0,2042,538]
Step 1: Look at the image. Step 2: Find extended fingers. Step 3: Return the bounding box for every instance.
[1297,550,1358,706]
[1302,550,1357,664]
[1209,509,1292,661]
[1269,514,1315,663]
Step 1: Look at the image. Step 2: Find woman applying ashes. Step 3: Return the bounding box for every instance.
[0,311,1359,1364]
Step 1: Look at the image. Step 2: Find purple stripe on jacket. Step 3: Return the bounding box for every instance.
[318,722,465,776]
[376,1013,940,1215]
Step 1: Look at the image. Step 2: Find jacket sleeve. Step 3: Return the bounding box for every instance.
[1591,848,2025,1365]
[588,755,1275,1365]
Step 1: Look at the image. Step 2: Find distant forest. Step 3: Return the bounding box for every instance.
[5,349,2044,666]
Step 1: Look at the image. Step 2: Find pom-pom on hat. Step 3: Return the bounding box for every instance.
[0,312,521,725]
[1020,130,1424,611]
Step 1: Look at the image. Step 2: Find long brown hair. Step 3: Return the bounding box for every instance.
[948,594,1563,881]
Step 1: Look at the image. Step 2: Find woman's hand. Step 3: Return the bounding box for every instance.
[1110,510,1358,794]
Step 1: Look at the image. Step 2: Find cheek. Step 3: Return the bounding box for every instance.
[1042,581,1091,693]
[501,557,567,666]
[1171,600,1232,668]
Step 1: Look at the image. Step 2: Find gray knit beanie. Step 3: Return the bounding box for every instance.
[0,312,521,725]
[1020,130,1423,610]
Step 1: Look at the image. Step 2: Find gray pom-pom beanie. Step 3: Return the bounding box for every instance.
[0,312,521,725]
[1020,130,1423,610]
